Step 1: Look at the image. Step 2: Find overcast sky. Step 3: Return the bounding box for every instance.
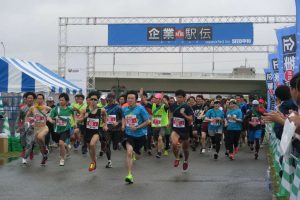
[0,0,296,74]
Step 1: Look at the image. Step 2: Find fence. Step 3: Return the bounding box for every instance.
[0,93,23,136]
[266,123,300,199]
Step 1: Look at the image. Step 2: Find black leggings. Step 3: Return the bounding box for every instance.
[165,134,170,150]
[101,133,112,160]
[110,131,121,150]
[226,130,241,154]
[211,134,222,153]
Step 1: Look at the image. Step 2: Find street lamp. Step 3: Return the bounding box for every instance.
[0,42,5,57]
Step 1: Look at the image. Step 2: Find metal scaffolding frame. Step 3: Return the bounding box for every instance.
[58,15,295,90]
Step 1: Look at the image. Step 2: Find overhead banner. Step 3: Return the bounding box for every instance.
[65,67,87,97]
[276,26,297,86]
[108,23,253,46]
[264,68,275,112]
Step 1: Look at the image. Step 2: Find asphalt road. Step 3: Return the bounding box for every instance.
[0,144,271,200]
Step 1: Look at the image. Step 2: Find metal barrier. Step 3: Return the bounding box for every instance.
[0,94,23,136]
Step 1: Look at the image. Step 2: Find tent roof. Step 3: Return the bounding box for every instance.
[0,57,82,94]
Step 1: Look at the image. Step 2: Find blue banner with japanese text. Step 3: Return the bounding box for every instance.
[108,23,253,46]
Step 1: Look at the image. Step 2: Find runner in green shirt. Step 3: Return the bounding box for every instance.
[48,93,79,166]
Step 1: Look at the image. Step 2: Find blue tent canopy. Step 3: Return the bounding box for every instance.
[0,57,82,94]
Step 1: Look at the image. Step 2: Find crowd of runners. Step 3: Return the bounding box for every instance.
[16,88,269,184]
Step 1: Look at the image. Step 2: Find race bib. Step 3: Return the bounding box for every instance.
[28,117,35,126]
[211,118,220,126]
[227,114,236,123]
[125,115,138,127]
[34,115,46,124]
[56,118,68,127]
[152,117,162,126]
[107,115,117,125]
[173,117,185,128]
[86,118,100,129]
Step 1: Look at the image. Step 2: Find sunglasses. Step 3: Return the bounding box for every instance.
[90,98,98,101]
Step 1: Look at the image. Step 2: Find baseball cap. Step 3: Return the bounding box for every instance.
[154,93,162,99]
[258,99,265,104]
[252,100,259,105]
[100,95,107,100]
[47,97,54,101]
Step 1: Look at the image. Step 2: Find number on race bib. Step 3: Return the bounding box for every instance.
[173,117,185,128]
[152,117,162,126]
[107,115,117,125]
[56,118,68,127]
[125,115,138,127]
[86,118,100,129]
[211,118,220,126]
[34,115,46,124]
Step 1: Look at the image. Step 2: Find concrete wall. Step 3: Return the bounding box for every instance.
[95,77,265,94]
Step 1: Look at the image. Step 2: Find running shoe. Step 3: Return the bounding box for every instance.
[225,152,229,157]
[250,146,254,151]
[105,161,112,168]
[29,151,34,160]
[201,148,206,154]
[22,158,27,165]
[183,161,189,171]
[174,159,180,167]
[214,153,218,160]
[82,145,88,155]
[164,150,169,156]
[147,150,152,156]
[156,152,162,159]
[89,161,97,171]
[234,147,239,154]
[229,154,234,160]
[59,159,65,166]
[125,174,134,184]
[73,140,80,149]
